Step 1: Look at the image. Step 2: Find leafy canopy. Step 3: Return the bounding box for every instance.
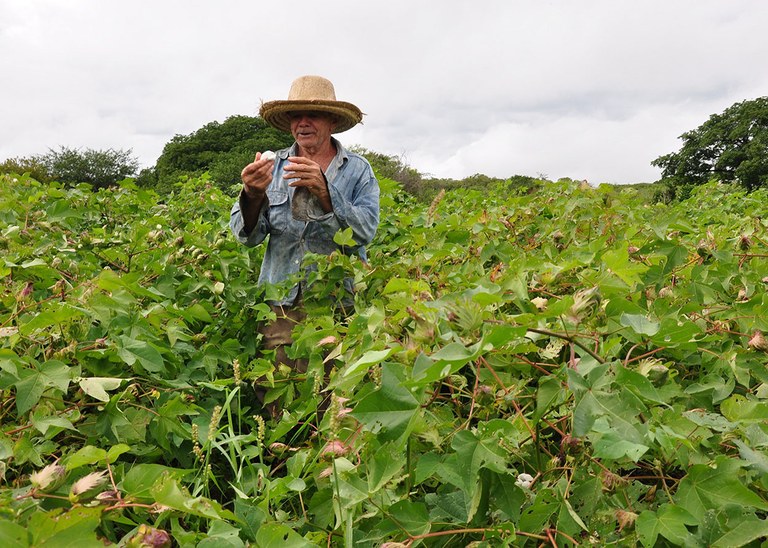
[653,96,768,197]
[1,173,768,547]
[1,147,139,189]
[144,115,294,193]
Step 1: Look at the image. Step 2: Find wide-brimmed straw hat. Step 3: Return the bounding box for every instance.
[259,75,363,133]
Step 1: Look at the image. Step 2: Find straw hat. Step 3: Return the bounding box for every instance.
[259,75,363,133]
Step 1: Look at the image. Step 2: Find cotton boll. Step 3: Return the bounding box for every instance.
[261,150,276,161]
[515,473,535,489]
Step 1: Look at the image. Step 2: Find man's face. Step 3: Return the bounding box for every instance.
[289,111,337,151]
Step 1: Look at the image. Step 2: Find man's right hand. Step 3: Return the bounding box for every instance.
[241,152,275,198]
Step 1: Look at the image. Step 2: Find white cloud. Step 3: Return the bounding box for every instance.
[2,0,768,184]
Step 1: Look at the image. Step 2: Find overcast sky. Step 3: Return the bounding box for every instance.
[2,1,767,185]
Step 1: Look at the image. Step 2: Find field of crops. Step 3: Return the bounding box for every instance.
[1,173,767,547]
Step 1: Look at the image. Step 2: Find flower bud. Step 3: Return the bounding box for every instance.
[126,524,171,548]
[748,331,768,352]
[29,463,66,491]
[69,470,108,503]
[568,286,601,323]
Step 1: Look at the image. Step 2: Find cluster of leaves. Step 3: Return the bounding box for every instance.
[351,146,540,202]
[1,172,767,547]
[653,96,768,198]
[0,147,140,190]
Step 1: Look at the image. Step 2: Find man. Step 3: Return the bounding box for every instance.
[230,75,380,375]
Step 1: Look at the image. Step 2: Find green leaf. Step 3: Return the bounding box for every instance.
[721,395,768,423]
[615,366,667,405]
[712,516,768,548]
[650,316,702,347]
[333,227,357,247]
[351,364,419,442]
[77,376,124,402]
[28,507,104,548]
[603,247,648,287]
[117,336,166,374]
[107,443,131,463]
[620,312,660,336]
[675,459,768,521]
[122,464,190,501]
[367,442,406,493]
[342,348,394,379]
[430,341,480,364]
[636,504,698,548]
[65,446,107,469]
[14,360,72,415]
[592,432,649,462]
[254,523,314,548]
[0,519,29,548]
[198,520,245,548]
[30,409,77,435]
[18,303,84,336]
[734,440,768,474]
[388,500,431,536]
[151,477,237,521]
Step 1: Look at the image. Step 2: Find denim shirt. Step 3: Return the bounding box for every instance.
[230,138,380,305]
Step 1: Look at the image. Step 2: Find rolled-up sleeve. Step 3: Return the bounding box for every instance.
[230,193,270,246]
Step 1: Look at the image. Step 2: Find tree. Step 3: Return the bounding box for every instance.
[149,115,294,193]
[350,147,423,194]
[652,97,768,198]
[34,147,139,189]
[0,156,51,183]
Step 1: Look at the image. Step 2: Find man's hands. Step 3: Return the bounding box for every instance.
[285,156,333,213]
[240,153,333,214]
[241,152,275,199]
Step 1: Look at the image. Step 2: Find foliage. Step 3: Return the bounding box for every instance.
[146,115,295,194]
[353,146,541,202]
[32,146,139,189]
[352,147,424,195]
[0,156,51,183]
[653,97,768,198]
[1,173,768,546]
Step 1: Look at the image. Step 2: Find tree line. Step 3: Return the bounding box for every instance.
[3,97,768,199]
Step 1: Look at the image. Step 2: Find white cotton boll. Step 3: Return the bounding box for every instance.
[261,150,276,161]
[515,473,535,489]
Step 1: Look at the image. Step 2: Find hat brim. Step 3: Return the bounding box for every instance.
[259,99,363,133]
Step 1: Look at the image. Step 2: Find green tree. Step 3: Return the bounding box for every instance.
[34,146,139,189]
[351,147,424,194]
[150,115,294,193]
[652,97,768,198]
[0,156,51,183]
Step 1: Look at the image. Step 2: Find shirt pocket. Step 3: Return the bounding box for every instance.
[266,190,290,234]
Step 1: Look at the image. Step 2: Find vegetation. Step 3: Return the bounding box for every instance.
[653,97,768,199]
[352,147,540,201]
[138,115,295,194]
[1,147,139,190]
[1,171,767,546]
[0,157,51,184]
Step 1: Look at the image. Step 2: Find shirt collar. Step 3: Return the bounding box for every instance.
[284,137,348,164]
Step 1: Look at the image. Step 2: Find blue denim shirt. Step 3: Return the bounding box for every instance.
[230,138,380,305]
